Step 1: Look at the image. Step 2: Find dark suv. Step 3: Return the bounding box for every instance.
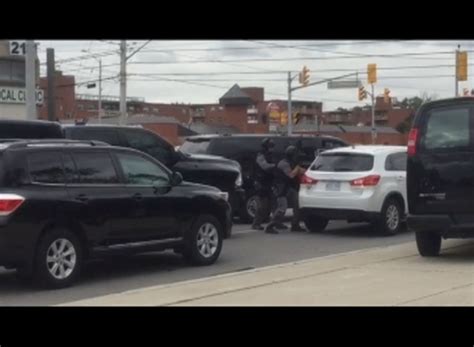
[62,125,243,226]
[0,140,231,288]
[407,97,474,256]
[181,134,348,222]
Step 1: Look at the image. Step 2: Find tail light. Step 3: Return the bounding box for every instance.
[0,194,25,216]
[350,175,380,187]
[300,173,318,185]
[407,128,419,157]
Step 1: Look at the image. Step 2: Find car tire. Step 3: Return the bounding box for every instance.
[183,214,223,266]
[415,231,442,257]
[304,215,328,233]
[33,228,83,289]
[239,193,271,224]
[376,198,403,236]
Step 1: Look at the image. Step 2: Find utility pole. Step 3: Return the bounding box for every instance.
[287,72,293,136]
[98,58,102,123]
[455,45,460,97]
[120,40,127,125]
[46,48,56,121]
[25,40,36,120]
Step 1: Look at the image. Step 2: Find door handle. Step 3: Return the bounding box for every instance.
[133,193,143,201]
[75,194,89,202]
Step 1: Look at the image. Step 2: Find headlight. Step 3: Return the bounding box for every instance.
[235,172,243,187]
[218,192,229,201]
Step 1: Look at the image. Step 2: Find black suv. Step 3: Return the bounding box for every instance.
[181,134,348,222]
[0,140,231,288]
[62,125,243,226]
[407,97,474,256]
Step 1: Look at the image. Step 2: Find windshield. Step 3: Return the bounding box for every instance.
[310,153,374,172]
[180,139,211,154]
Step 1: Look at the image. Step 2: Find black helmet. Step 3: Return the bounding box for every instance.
[261,138,275,150]
[285,145,297,158]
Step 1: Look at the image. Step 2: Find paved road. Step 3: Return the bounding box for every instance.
[0,221,415,306]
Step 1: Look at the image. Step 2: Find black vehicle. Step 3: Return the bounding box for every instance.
[0,119,64,139]
[0,140,231,288]
[60,124,243,231]
[407,97,474,256]
[181,134,348,222]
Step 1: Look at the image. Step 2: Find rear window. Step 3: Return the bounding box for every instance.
[422,107,470,150]
[180,139,211,154]
[310,153,374,172]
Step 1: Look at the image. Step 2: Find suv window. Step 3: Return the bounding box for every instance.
[27,152,65,184]
[65,127,121,146]
[116,152,170,186]
[310,153,374,172]
[180,139,211,154]
[422,107,470,150]
[122,129,174,166]
[385,152,407,171]
[71,152,119,184]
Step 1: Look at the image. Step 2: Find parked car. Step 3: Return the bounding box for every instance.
[0,139,231,288]
[60,124,243,235]
[181,134,348,222]
[299,145,408,235]
[0,119,63,139]
[407,97,474,256]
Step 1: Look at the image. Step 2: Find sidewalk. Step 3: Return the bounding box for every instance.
[61,240,474,306]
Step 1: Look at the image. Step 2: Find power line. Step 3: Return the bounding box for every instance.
[130,50,468,65]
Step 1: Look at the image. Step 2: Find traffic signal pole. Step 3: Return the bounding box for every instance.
[288,71,358,136]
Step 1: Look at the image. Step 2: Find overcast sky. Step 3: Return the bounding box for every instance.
[37,40,474,111]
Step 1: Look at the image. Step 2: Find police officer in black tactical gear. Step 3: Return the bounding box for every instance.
[264,145,305,234]
[252,138,276,231]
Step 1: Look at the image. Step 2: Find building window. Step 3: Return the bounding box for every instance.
[77,104,84,111]
[247,115,258,124]
[143,107,149,112]
[153,108,159,113]
[211,107,215,112]
[219,106,224,111]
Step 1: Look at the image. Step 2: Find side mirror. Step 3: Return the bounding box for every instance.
[171,171,183,186]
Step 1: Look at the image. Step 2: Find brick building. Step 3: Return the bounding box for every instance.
[323,96,412,130]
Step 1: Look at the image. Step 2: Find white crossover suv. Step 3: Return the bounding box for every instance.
[299,145,408,235]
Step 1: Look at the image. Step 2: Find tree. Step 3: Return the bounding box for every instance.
[395,93,437,134]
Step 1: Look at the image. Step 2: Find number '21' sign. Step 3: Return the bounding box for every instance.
[9,41,26,56]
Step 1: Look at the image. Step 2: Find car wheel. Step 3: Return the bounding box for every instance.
[33,228,83,289]
[377,198,402,236]
[415,231,442,257]
[304,215,328,233]
[183,214,223,266]
[239,194,258,223]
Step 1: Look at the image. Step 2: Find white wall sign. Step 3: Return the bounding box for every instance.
[9,41,26,56]
[0,87,44,105]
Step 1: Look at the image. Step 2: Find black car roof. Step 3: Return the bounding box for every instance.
[418,97,474,112]
[186,133,344,141]
[0,119,62,127]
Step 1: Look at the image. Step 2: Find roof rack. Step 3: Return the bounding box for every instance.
[1,139,110,149]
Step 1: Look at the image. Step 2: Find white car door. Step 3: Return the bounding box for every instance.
[384,151,408,213]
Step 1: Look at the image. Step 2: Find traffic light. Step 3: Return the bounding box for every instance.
[299,66,310,86]
[367,64,377,84]
[383,88,391,103]
[457,51,468,81]
[358,86,367,101]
